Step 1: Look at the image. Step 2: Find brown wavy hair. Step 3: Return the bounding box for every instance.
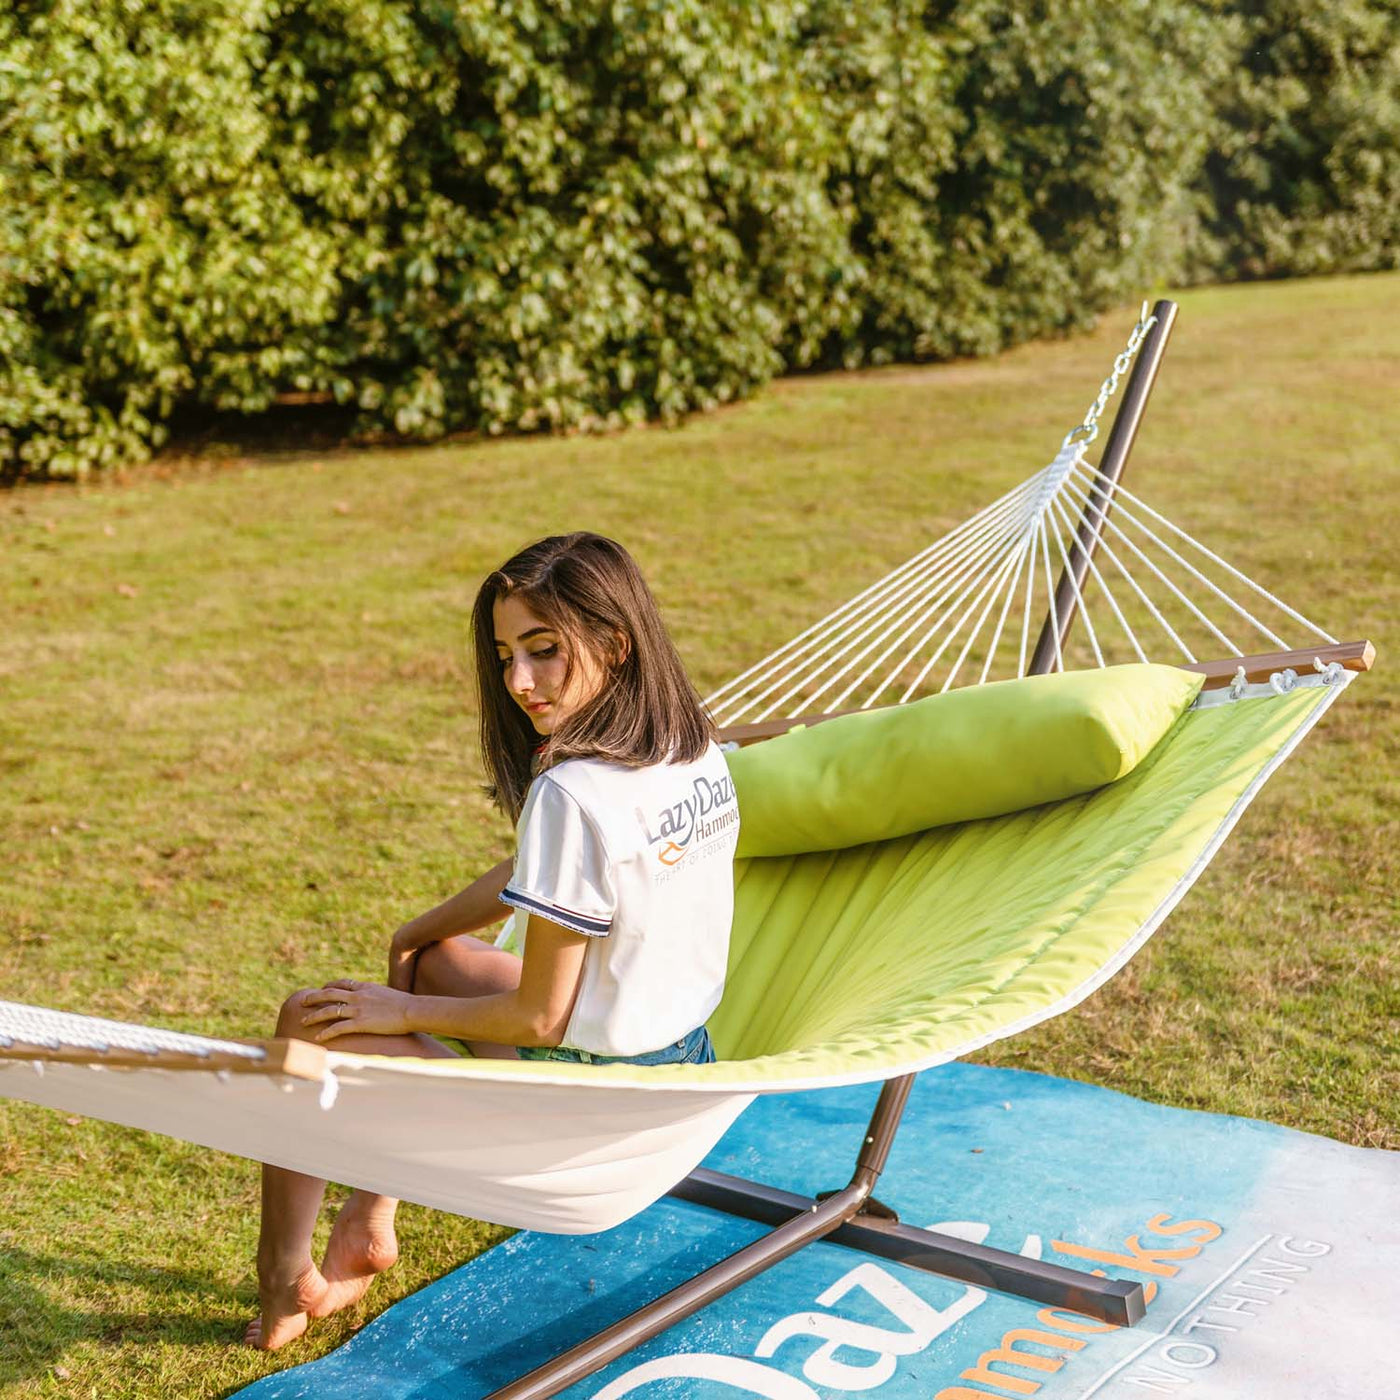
[472,533,715,821]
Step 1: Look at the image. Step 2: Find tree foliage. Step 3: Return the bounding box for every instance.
[1,0,1395,480]
[1188,0,1400,280]
[821,0,1227,364]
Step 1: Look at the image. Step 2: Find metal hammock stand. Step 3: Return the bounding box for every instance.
[477,300,1373,1400]
[0,302,1374,1399]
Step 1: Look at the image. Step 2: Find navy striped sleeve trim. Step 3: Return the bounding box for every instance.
[500,887,612,938]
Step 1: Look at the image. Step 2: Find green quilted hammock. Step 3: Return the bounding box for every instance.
[693,666,1334,1088]
[476,664,1338,1090]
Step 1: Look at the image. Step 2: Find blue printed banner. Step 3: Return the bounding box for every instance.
[236,1064,1400,1399]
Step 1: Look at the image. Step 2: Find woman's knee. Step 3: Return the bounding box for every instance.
[414,938,521,998]
[275,987,319,1038]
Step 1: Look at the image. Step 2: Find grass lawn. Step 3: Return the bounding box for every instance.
[2,272,1397,1398]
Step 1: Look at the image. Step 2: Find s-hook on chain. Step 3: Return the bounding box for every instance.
[1061,301,1158,452]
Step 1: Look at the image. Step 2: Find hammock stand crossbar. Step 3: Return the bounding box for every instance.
[487,1079,1143,1400]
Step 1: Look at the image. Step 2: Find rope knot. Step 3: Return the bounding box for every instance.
[1268,668,1299,696]
[1313,658,1346,685]
[1228,666,1249,700]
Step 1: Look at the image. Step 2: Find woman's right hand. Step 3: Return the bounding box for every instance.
[388,925,429,993]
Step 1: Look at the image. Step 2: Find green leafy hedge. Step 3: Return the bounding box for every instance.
[821,0,1228,365]
[2,0,346,476]
[1187,0,1400,281]
[2,0,1395,480]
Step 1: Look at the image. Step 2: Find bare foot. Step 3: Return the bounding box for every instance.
[308,1192,400,1319]
[244,1259,329,1351]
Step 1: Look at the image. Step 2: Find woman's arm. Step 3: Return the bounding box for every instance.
[396,857,514,944]
[408,915,588,1045]
[308,913,589,1048]
[388,857,514,989]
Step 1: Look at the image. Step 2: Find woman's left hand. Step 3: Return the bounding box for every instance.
[300,980,415,1041]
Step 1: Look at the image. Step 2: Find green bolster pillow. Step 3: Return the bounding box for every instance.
[726,663,1204,858]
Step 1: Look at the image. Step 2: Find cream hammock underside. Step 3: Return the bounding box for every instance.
[0,308,1369,1235]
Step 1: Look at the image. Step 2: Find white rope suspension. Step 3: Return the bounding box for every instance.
[706,477,1043,719]
[1063,479,1241,656]
[1016,524,1039,679]
[1042,488,1105,669]
[714,438,1121,722]
[938,533,1038,696]
[748,494,1037,721]
[849,504,1048,711]
[1066,463,1338,647]
[1046,470,1198,663]
[977,528,1034,685]
[892,532,1035,704]
[800,525,1018,715]
[1067,463,1283,650]
[1045,492,1148,665]
[705,307,1344,722]
[718,479,1042,724]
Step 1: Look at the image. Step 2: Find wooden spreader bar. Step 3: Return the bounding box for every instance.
[716,639,1374,747]
[1183,639,1373,687]
[0,1035,326,1081]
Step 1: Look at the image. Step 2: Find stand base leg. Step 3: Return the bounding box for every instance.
[670,1167,1145,1326]
[484,1176,873,1400]
[485,1073,1140,1397]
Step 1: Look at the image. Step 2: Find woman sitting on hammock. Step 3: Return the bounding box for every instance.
[246,532,739,1350]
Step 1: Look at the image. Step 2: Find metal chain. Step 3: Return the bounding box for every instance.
[1061,301,1158,451]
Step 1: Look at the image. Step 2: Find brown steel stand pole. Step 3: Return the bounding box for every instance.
[1029,299,1178,676]
[486,1076,1144,1399]
[483,1078,914,1400]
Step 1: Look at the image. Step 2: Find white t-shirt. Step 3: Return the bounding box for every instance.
[499,741,740,1056]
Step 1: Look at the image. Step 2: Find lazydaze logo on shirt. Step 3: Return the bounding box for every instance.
[637,772,739,867]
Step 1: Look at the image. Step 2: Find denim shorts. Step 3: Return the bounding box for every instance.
[517,1024,715,1066]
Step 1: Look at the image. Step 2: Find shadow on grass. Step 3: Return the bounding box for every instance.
[0,400,369,491]
[0,1242,252,1384]
[2,396,492,491]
